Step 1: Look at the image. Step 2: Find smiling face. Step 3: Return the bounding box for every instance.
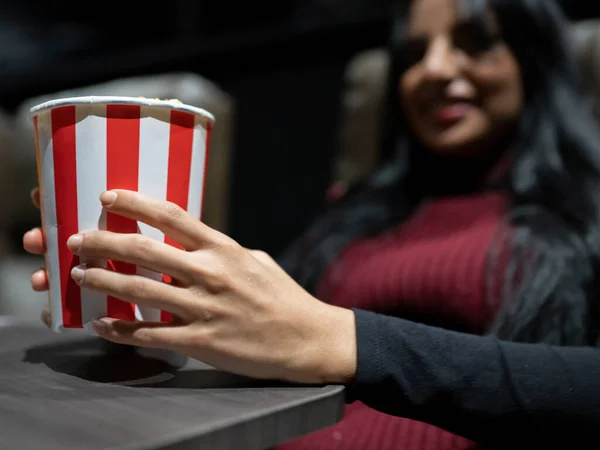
[399,0,524,156]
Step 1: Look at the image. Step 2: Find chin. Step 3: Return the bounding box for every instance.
[427,140,480,156]
[423,124,490,157]
[422,137,478,156]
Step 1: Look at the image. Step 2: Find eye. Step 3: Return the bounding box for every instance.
[402,38,428,67]
[452,21,501,57]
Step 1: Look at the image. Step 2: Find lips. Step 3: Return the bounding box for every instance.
[432,102,472,124]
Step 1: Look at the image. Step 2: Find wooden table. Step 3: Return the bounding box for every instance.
[0,317,344,449]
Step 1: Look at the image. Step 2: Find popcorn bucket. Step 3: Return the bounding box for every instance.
[31,96,214,333]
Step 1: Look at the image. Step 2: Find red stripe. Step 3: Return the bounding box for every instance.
[106,105,139,321]
[51,106,83,328]
[161,110,196,322]
[199,120,212,221]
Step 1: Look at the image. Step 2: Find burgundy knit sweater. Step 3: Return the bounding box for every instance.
[279,192,508,450]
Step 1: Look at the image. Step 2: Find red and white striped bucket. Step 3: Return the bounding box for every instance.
[31,96,214,333]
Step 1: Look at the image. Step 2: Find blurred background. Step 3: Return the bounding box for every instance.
[1,0,599,319]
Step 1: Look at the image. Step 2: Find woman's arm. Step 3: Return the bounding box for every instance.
[38,189,599,446]
[349,309,600,446]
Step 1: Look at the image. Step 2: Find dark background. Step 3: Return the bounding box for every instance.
[2,0,599,256]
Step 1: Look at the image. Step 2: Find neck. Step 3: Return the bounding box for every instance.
[411,146,512,197]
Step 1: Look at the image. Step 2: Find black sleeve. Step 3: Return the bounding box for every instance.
[347,309,600,447]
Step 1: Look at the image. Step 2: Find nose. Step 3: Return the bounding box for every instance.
[422,37,460,81]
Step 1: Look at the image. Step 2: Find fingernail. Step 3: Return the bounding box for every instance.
[100,191,117,206]
[70,265,86,284]
[93,319,109,335]
[67,234,83,253]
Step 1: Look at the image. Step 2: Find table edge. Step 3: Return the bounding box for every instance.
[115,384,345,450]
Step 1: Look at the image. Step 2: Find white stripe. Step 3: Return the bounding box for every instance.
[76,104,108,328]
[187,117,208,220]
[134,106,171,322]
[37,111,63,332]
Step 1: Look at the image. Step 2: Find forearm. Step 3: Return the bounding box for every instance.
[347,309,600,445]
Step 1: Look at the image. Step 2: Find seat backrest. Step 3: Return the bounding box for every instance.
[0,108,20,255]
[333,19,600,188]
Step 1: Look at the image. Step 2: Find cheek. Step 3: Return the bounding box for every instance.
[476,61,524,122]
[398,71,420,116]
[488,81,523,124]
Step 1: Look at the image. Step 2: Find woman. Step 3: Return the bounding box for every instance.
[281,0,600,347]
[275,0,600,446]
[22,0,600,448]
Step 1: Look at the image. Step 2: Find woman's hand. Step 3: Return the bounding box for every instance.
[44,189,356,385]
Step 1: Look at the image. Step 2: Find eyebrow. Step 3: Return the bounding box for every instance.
[457,0,489,20]
[405,17,495,41]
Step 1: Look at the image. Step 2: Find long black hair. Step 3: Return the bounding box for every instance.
[279,0,600,346]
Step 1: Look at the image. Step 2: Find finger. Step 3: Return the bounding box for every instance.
[31,187,41,209]
[92,318,187,349]
[68,231,194,282]
[31,268,49,292]
[99,190,215,250]
[23,228,45,255]
[41,307,51,329]
[72,265,194,317]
